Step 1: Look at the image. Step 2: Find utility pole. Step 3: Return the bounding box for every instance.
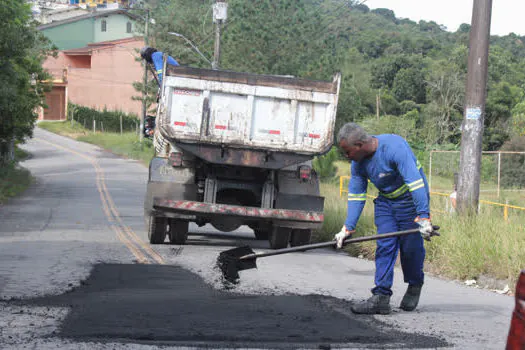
[140,8,150,143]
[376,91,380,121]
[212,0,227,70]
[457,0,493,215]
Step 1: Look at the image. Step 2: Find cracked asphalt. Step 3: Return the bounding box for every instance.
[0,128,514,349]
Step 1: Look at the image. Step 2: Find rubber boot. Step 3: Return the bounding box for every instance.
[351,294,391,315]
[400,284,423,311]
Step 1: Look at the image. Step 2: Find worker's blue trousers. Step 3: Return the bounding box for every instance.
[372,192,425,296]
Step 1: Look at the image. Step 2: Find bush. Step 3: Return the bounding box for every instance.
[379,92,401,116]
[359,114,416,142]
[69,103,139,133]
[399,100,419,115]
[0,146,32,203]
[313,147,339,183]
[500,136,525,188]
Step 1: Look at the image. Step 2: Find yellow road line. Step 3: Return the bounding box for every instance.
[36,138,162,264]
[101,180,165,264]
[111,225,149,264]
[93,158,165,264]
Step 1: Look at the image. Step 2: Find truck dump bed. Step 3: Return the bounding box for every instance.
[157,66,341,155]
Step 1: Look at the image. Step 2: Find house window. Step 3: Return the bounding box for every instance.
[101,19,107,32]
[126,22,132,33]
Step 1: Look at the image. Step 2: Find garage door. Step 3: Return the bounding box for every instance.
[44,87,66,120]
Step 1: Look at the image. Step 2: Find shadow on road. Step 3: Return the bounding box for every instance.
[16,264,449,349]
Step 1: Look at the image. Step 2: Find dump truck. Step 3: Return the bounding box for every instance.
[144,62,341,249]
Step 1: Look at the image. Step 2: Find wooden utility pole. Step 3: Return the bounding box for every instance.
[140,9,150,143]
[376,92,380,120]
[457,0,493,214]
[212,0,227,70]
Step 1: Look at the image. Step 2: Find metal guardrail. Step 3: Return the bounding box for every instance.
[339,176,525,221]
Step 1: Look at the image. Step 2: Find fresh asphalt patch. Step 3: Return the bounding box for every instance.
[9,264,449,349]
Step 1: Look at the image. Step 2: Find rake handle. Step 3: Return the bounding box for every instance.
[240,225,440,260]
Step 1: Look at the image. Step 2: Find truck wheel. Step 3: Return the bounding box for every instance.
[148,215,167,244]
[290,229,312,247]
[168,219,189,245]
[269,227,291,249]
[253,229,269,240]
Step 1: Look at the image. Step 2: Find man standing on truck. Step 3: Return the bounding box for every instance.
[140,46,180,86]
[334,123,434,315]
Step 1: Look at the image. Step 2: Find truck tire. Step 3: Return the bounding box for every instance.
[253,229,269,240]
[148,215,167,244]
[290,229,312,247]
[269,227,291,249]
[169,219,189,245]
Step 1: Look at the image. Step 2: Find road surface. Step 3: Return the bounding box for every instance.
[0,128,514,349]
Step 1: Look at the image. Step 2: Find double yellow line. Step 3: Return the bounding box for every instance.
[36,138,165,265]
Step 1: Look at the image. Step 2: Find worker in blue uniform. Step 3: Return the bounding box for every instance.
[140,46,180,86]
[334,123,435,315]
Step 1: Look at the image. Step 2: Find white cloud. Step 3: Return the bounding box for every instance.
[365,0,525,36]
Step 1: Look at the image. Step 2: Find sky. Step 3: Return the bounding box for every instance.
[365,0,525,36]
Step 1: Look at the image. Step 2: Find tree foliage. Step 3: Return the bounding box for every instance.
[500,136,525,188]
[0,1,54,162]
[143,0,525,151]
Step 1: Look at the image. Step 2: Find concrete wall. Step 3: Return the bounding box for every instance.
[41,14,136,50]
[93,14,135,43]
[44,38,144,116]
[41,18,94,50]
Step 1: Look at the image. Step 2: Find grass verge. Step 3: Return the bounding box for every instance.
[0,147,33,204]
[77,133,154,166]
[38,120,87,138]
[316,181,525,286]
[38,121,155,166]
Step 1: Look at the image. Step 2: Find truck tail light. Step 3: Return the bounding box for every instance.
[169,152,183,167]
[298,165,312,181]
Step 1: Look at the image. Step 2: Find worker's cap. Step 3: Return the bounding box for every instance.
[140,46,157,62]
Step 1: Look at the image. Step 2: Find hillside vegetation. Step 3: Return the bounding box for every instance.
[146,0,525,158]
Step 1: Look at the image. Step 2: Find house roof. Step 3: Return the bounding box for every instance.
[63,36,143,55]
[37,9,139,30]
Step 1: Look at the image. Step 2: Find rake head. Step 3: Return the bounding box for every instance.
[216,246,257,284]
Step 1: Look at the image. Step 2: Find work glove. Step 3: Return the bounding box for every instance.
[334,225,356,249]
[415,217,433,241]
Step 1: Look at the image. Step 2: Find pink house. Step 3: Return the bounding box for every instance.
[40,36,144,120]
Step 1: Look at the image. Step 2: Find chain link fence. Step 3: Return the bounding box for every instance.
[428,151,525,203]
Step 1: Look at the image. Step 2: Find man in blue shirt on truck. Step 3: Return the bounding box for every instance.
[334,123,434,315]
[140,46,180,86]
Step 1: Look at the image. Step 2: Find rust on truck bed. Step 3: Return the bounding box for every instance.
[153,199,324,223]
[166,66,337,94]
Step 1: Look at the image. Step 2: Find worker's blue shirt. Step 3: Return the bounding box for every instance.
[151,51,179,85]
[345,134,430,230]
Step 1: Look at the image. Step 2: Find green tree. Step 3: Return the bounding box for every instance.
[371,8,396,23]
[0,1,53,163]
[423,63,464,145]
[312,147,339,183]
[378,92,401,116]
[510,101,525,137]
[371,55,412,89]
[500,136,525,188]
[392,67,426,103]
[484,82,522,150]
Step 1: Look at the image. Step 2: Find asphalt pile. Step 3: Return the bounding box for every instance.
[13,264,448,349]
